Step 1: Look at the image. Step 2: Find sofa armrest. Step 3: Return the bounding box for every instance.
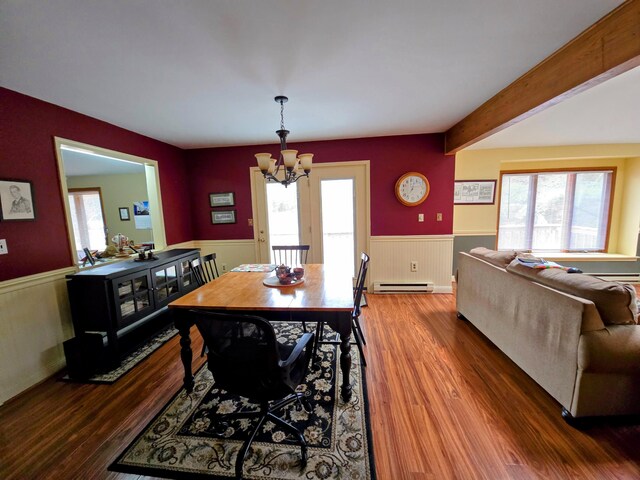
[579,325,640,373]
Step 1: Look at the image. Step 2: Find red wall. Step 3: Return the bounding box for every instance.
[0,88,192,281]
[186,134,454,239]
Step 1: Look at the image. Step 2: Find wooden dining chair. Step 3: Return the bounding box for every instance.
[190,253,220,287]
[201,252,220,282]
[313,252,370,367]
[272,245,310,266]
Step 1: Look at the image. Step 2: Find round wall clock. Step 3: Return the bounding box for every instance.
[395,172,430,206]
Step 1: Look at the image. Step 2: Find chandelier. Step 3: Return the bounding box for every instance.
[255,96,313,187]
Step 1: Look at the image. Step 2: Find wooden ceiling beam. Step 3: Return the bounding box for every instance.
[444,0,640,155]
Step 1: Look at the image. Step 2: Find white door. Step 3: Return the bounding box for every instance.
[251,161,369,276]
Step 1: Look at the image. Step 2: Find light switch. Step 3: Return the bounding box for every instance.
[418,213,424,222]
[0,239,7,255]
[436,213,443,222]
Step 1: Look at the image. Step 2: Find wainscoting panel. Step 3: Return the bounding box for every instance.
[369,235,454,293]
[193,239,257,273]
[0,267,76,405]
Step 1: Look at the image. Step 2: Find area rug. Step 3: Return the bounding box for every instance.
[110,322,375,479]
[62,325,178,384]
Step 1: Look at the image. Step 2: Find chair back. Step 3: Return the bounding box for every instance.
[353,252,369,318]
[201,253,219,282]
[272,245,310,266]
[191,311,303,400]
[190,258,206,286]
[190,253,219,286]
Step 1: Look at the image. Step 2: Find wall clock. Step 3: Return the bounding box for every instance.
[395,172,430,206]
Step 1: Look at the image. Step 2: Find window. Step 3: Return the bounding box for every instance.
[497,169,614,252]
[68,188,108,258]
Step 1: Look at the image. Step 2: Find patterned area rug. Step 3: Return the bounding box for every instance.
[110,322,375,479]
[62,325,178,384]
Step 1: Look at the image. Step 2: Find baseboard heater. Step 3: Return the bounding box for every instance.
[373,281,434,293]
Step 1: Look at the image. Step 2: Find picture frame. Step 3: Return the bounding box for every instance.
[211,210,236,224]
[0,179,36,221]
[454,180,497,205]
[209,192,235,207]
[119,207,130,221]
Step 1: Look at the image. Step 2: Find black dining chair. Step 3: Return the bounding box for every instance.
[272,245,310,266]
[190,310,315,480]
[190,253,219,287]
[313,252,370,367]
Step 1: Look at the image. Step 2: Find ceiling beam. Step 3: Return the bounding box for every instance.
[444,0,640,155]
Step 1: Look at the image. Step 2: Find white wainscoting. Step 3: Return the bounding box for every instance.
[193,239,257,273]
[0,267,76,405]
[369,235,454,293]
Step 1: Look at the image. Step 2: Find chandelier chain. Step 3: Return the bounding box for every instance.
[280,99,285,131]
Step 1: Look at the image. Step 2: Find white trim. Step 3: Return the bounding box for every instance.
[0,267,76,295]
[453,231,497,236]
[532,252,638,262]
[193,239,255,247]
[53,137,168,266]
[372,234,454,242]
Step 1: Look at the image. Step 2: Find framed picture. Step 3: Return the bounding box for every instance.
[119,207,130,221]
[0,179,36,221]
[210,192,235,207]
[454,180,497,205]
[211,210,236,224]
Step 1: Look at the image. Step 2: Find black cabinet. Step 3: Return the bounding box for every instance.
[66,248,200,372]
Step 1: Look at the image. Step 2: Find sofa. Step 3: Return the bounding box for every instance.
[456,248,640,422]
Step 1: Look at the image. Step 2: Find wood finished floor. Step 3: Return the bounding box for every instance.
[2,290,640,479]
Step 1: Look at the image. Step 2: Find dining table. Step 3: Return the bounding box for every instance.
[169,263,356,401]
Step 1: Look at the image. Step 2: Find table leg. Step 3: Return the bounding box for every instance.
[175,313,194,393]
[339,330,353,402]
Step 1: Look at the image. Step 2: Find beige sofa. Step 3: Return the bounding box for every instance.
[456,248,640,422]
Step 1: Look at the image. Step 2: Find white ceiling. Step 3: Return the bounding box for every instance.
[469,65,640,150]
[0,0,630,150]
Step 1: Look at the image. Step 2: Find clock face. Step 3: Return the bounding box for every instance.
[395,172,430,206]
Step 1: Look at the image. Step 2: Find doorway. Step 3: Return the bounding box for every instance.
[54,137,167,267]
[251,161,369,276]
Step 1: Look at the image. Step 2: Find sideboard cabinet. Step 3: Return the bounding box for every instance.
[66,248,200,372]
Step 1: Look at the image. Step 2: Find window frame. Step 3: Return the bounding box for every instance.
[496,167,616,253]
[68,187,108,254]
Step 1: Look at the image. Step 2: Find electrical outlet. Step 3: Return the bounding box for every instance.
[248,218,253,226]
[418,213,424,222]
[436,212,443,221]
[0,239,7,255]
[222,263,227,272]
[410,261,418,272]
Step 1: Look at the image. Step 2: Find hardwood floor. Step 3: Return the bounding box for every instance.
[2,290,640,479]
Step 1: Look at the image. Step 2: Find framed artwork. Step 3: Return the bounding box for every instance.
[211,210,236,224]
[454,180,497,205]
[119,207,130,221]
[0,179,36,221]
[210,192,235,207]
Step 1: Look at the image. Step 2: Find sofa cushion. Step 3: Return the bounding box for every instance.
[469,247,517,268]
[506,260,639,326]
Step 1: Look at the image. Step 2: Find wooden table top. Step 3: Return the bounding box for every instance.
[169,264,354,312]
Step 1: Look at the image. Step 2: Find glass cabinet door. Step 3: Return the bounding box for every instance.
[180,258,197,290]
[114,272,154,328]
[152,263,181,308]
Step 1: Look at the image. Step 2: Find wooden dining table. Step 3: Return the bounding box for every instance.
[169,264,356,401]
